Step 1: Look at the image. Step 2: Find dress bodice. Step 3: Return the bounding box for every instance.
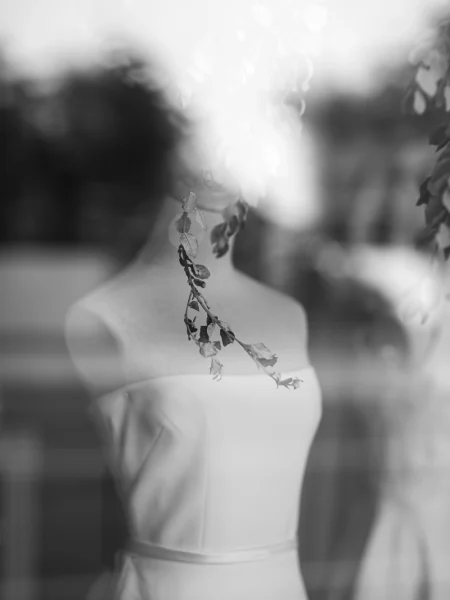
[92,366,322,554]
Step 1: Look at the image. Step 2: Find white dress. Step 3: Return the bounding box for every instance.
[354,369,450,600]
[90,367,322,600]
[350,251,450,600]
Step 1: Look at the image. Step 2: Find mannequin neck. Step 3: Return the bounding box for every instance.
[135,195,237,280]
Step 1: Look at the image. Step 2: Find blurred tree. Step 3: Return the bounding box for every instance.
[0,57,28,243]
[404,16,450,260]
[305,68,437,249]
[56,54,186,256]
[0,50,186,252]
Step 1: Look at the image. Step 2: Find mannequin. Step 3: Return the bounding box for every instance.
[65,195,310,391]
[65,68,321,599]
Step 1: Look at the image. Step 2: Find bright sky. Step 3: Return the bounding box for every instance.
[0,0,445,228]
[0,0,444,90]
[315,0,446,92]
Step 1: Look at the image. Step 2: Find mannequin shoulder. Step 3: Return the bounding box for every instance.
[235,272,309,357]
[65,298,119,350]
[65,294,125,396]
[240,272,307,323]
[265,285,309,343]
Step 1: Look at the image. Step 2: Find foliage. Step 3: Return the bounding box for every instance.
[173,192,302,388]
[405,20,450,258]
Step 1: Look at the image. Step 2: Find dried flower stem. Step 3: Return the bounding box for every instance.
[178,243,301,389]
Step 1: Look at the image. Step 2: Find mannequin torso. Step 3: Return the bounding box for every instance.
[66,263,309,392]
[66,196,310,396]
[65,195,318,600]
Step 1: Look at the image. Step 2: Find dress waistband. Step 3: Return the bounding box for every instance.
[127,538,298,565]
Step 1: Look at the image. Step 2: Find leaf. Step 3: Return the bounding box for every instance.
[182,191,197,213]
[223,198,246,221]
[210,222,231,258]
[258,355,278,368]
[193,278,206,288]
[413,89,427,115]
[403,84,416,115]
[416,66,439,98]
[428,146,450,195]
[223,199,248,231]
[429,124,450,151]
[442,182,450,212]
[213,239,230,258]
[292,378,302,389]
[194,208,207,230]
[220,328,235,346]
[180,233,198,258]
[189,300,200,311]
[226,215,240,237]
[238,200,249,222]
[416,177,431,206]
[175,213,191,233]
[210,200,248,258]
[210,222,228,245]
[275,375,303,389]
[194,264,211,279]
[207,322,216,337]
[210,356,223,380]
[186,318,198,334]
[445,85,450,111]
[418,198,447,246]
[277,377,293,388]
[245,343,278,368]
[199,341,219,358]
[199,326,210,343]
[424,193,446,228]
[436,222,450,251]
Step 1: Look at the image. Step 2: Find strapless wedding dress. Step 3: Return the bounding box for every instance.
[90,366,321,600]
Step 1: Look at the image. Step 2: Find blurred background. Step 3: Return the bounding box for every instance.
[2,0,450,599]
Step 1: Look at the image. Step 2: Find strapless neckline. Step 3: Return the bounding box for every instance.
[97,365,315,401]
[91,362,320,599]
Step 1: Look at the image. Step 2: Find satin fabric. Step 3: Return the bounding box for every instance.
[128,537,298,564]
[91,367,321,599]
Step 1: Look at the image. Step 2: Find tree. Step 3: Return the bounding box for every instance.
[404,18,450,259]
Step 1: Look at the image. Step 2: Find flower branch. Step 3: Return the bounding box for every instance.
[170,189,301,388]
